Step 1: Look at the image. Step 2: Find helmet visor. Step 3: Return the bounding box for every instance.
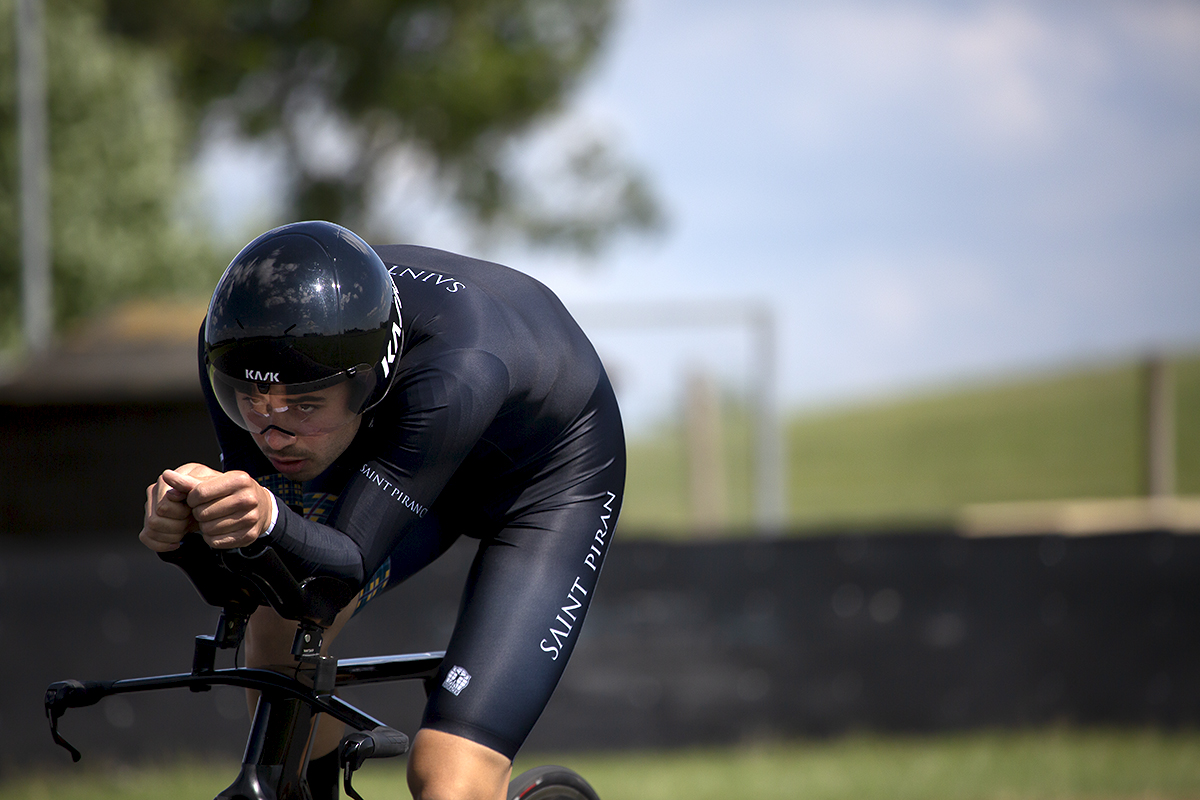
[209,365,376,437]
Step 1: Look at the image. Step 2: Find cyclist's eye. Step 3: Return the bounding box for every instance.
[240,396,269,415]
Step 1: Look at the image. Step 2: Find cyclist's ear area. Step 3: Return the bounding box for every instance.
[319,381,358,417]
[344,370,380,415]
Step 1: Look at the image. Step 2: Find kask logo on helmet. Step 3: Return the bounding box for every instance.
[245,370,280,383]
[380,322,403,378]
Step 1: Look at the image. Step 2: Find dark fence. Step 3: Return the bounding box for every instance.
[0,402,221,534]
[2,529,1197,774]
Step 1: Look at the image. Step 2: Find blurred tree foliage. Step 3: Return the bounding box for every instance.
[100,0,661,248]
[0,0,655,349]
[0,0,216,347]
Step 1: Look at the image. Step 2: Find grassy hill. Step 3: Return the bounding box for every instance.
[621,354,1200,536]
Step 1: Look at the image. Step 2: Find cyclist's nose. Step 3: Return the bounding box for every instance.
[262,426,297,449]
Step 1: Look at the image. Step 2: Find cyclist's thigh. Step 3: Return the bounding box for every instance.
[421,384,625,758]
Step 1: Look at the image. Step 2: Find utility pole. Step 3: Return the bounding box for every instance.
[751,304,785,532]
[1144,355,1175,499]
[17,0,52,352]
[685,370,728,534]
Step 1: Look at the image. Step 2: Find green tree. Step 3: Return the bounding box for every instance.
[0,0,216,346]
[101,0,661,249]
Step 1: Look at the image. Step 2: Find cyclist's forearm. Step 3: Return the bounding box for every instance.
[263,501,366,587]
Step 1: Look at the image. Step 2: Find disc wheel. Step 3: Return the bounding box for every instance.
[507,765,600,800]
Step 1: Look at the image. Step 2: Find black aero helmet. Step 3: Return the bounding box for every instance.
[204,221,402,434]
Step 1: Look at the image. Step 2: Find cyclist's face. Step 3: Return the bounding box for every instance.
[239,383,362,482]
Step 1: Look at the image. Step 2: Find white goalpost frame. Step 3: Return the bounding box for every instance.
[572,300,787,535]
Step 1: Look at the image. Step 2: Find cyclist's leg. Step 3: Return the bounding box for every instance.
[244,596,360,756]
[408,727,512,800]
[406,490,622,800]
[410,376,625,799]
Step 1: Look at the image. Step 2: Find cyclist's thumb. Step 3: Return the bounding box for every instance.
[162,468,202,497]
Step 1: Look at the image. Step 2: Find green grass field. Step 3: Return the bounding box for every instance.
[5,729,1199,799]
[621,354,1200,535]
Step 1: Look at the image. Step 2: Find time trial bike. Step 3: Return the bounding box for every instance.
[44,534,600,800]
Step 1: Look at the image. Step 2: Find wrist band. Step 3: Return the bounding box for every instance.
[261,491,278,539]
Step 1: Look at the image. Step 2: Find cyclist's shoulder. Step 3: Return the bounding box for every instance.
[382,346,511,410]
[371,244,558,303]
[372,244,512,283]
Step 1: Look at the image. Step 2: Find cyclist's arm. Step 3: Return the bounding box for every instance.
[217,348,511,587]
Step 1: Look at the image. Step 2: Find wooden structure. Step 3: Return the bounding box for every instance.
[0,301,220,536]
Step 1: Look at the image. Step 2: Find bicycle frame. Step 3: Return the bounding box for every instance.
[45,535,445,800]
[46,610,444,799]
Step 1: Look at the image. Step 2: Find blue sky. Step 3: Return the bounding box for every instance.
[199,0,1200,430]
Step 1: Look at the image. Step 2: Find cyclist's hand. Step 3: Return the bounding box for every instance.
[164,468,274,550]
[139,466,208,552]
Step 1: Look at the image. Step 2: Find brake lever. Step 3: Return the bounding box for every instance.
[47,708,81,762]
[44,680,109,762]
[340,726,410,800]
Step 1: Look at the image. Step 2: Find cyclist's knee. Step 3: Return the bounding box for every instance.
[245,593,360,668]
[407,728,510,800]
[245,606,298,667]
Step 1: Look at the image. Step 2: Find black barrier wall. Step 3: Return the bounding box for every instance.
[1,530,1197,772]
[0,403,222,534]
[543,531,1198,748]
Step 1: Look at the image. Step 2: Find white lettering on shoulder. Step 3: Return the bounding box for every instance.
[393,266,465,293]
[358,463,428,518]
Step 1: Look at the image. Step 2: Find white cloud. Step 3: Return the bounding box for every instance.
[765,2,1112,155]
[1118,0,1200,65]
[606,0,1197,158]
[843,254,998,338]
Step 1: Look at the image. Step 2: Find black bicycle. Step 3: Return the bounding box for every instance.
[44,535,600,800]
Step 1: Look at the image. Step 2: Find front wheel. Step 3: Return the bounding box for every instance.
[507,765,600,800]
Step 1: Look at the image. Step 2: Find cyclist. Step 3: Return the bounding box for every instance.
[139,220,625,800]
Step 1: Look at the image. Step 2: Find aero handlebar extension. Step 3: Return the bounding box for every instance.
[158,534,360,629]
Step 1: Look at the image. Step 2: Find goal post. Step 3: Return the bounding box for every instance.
[571,300,787,534]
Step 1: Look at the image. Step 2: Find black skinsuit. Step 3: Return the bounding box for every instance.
[201,244,626,758]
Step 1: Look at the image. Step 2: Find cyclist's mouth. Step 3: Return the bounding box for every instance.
[268,456,309,475]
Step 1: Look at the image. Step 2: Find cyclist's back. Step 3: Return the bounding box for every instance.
[368,243,608,508]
